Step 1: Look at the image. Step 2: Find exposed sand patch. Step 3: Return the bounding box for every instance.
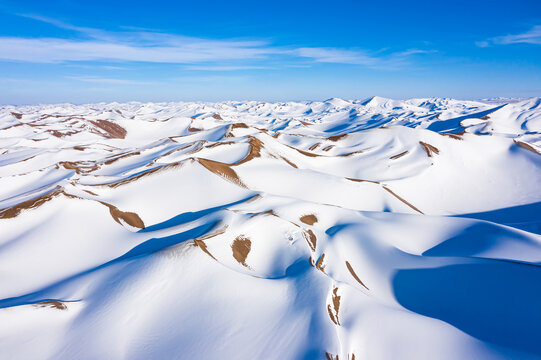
[233,137,263,166]
[303,229,317,251]
[103,151,141,165]
[345,261,369,290]
[300,214,318,225]
[90,120,127,139]
[59,161,99,174]
[322,145,334,152]
[328,133,348,141]
[100,202,145,229]
[440,132,463,140]
[193,239,216,260]
[97,161,186,188]
[339,150,365,157]
[419,141,440,157]
[0,187,63,219]
[295,148,321,157]
[382,186,423,214]
[230,122,249,129]
[33,300,67,310]
[514,140,541,155]
[198,158,246,187]
[309,143,320,151]
[231,235,251,268]
[212,113,223,120]
[316,253,326,272]
[193,225,228,260]
[390,151,408,160]
[10,112,23,120]
[280,156,298,168]
[249,209,278,218]
[327,286,341,325]
[346,177,380,184]
[48,129,79,138]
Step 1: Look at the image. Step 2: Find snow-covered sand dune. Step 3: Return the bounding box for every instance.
[0,97,540,359]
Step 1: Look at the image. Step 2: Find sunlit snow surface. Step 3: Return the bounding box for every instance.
[1,97,540,359]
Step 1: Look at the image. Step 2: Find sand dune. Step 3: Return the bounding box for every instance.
[0,97,540,359]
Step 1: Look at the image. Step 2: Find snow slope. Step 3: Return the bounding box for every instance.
[0,97,540,359]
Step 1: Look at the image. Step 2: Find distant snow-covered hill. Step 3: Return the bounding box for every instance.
[0,97,540,359]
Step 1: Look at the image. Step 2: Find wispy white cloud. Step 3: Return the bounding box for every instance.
[183,65,273,71]
[0,37,275,63]
[478,25,541,47]
[1,14,433,69]
[66,76,154,85]
[295,47,378,65]
[294,47,432,69]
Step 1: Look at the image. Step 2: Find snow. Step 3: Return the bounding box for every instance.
[0,97,540,359]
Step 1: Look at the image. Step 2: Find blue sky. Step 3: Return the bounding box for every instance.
[0,0,540,104]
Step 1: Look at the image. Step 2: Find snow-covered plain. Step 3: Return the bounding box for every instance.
[0,96,540,359]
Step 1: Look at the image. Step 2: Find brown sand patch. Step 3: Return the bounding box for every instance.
[233,136,263,166]
[339,150,364,157]
[10,112,23,120]
[280,156,298,168]
[251,209,278,218]
[103,151,141,165]
[316,253,326,273]
[206,141,236,149]
[198,158,246,187]
[73,146,86,151]
[300,214,318,225]
[230,122,249,129]
[212,113,223,120]
[231,235,251,267]
[303,229,317,251]
[0,187,63,219]
[95,161,186,188]
[382,186,423,214]
[345,261,369,290]
[197,225,228,241]
[59,161,99,174]
[390,151,408,160]
[322,145,334,152]
[419,141,439,157]
[326,353,338,360]
[480,115,490,120]
[440,133,463,140]
[187,126,202,132]
[100,202,145,229]
[1,123,24,130]
[295,148,320,157]
[193,239,216,260]
[514,140,541,155]
[328,133,348,141]
[90,120,127,139]
[327,305,338,326]
[326,286,341,325]
[33,300,66,310]
[440,129,465,140]
[193,225,229,260]
[299,120,311,126]
[346,177,380,184]
[48,129,79,138]
[309,143,320,151]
